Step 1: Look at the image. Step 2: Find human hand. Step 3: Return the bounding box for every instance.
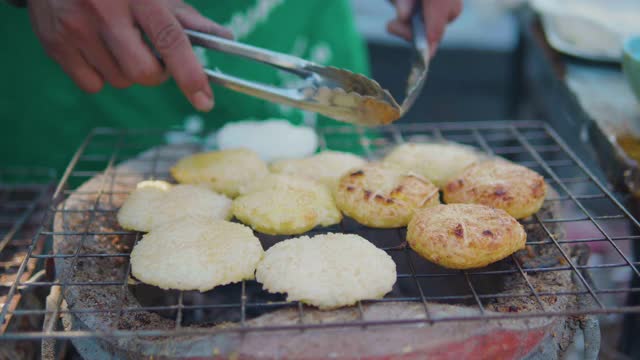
[387,0,463,57]
[28,0,233,111]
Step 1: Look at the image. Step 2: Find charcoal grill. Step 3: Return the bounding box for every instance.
[1,121,639,359]
[0,167,56,359]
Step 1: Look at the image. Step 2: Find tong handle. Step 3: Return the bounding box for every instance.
[203,68,302,104]
[186,29,310,106]
[411,4,430,61]
[185,29,313,75]
[203,68,357,124]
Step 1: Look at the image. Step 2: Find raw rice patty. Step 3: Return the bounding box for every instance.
[334,163,440,228]
[408,204,526,269]
[256,233,396,309]
[170,148,268,198]
[130,217,264,292]
[443,160,547,219]
[270,150,367,190]
[383,142,481,187]
[117,180,231,232]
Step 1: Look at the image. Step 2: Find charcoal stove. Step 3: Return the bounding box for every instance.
[2,121,640,359]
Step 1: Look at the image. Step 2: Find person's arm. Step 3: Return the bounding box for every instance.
[388,0,463,57]
[23,0,233,112]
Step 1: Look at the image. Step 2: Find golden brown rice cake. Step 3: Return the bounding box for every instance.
[443,160,546,219]
[334,163,440,228]
[232,174,342,235]
[407,204,526,269]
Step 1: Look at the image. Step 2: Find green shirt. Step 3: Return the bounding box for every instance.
[0,0,369,173]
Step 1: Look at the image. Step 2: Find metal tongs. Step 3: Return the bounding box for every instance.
[186,14,429,127]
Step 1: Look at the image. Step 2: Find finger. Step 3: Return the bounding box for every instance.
[75,32,132,89]
[448,0,463,22]
[394,0,416,22]
[171,2,234,39]
[132,0,214,112]
[27,1,103,93]
[53,47,104,93]
[387,19,412,41]
[422,0,450,57]
[101,7,167,87]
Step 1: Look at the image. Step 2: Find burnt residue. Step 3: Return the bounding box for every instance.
[494,187,507,196]
[453,224,464,238]
[531,180,545,197]
[390,185,404,197]
[370,193,394,205]
[482,230,494,237]
[446,179,464,192]
[346,186,355,192]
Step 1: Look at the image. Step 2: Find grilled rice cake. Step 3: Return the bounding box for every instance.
[408,204,526,269]
[335,163,440,228]
[443,160,547,219]
[232,174,342,235]
[383,142,482,188]
[270,150,367,191]
[256,233,396,309]
[170,148,269,198]
[117,180,231,232]
[130,217,264,292]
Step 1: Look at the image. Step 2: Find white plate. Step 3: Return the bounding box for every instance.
[530,0,640,62]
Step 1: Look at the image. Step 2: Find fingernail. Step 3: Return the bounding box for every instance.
[192,90,214,112]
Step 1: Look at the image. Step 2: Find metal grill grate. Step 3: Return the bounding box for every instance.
[0,168,56,335]
[2,121,640,343]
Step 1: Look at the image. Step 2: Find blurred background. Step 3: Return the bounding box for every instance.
[353,0,525,123]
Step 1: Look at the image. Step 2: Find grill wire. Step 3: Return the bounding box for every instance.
[2,120,640,342]
[0,167,56,357]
